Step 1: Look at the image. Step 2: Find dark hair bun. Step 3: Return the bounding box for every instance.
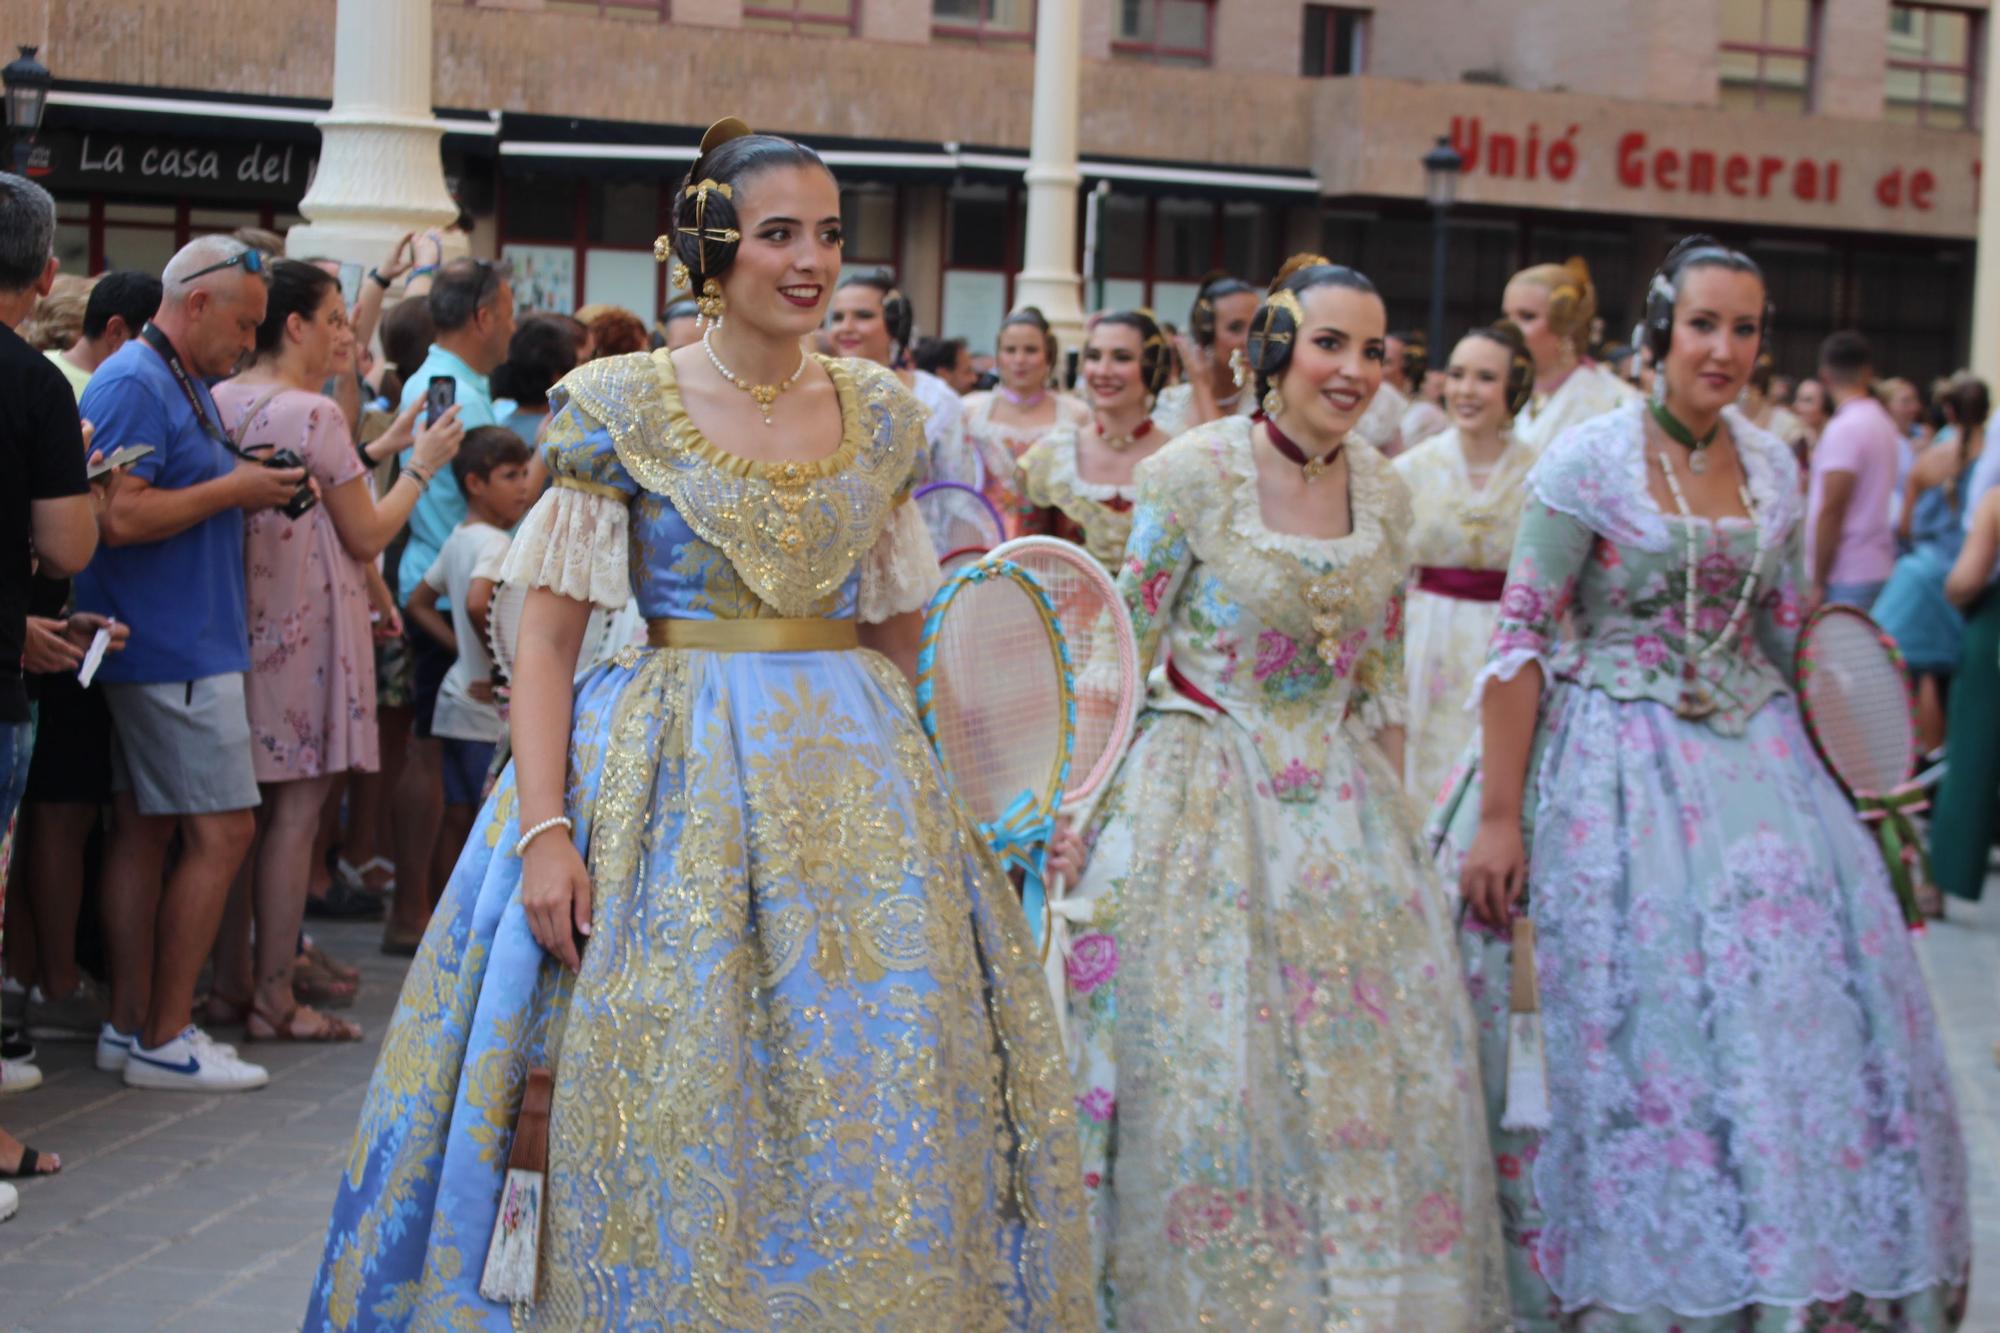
[1246,258,1379,400]
[1090,309,1173,396]
[665,121,826,294]
[1190,271,1257,348]
[837,269,914,350]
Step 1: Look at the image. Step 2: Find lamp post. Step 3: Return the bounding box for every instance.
[1423,134,1464,358]
[2,46,51,176]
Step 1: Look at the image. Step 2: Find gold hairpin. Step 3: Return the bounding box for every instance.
[1268,289,1306,328]
[680,179,740,246]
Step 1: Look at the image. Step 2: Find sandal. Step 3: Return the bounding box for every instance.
[0,1145,60,1178]
[292,960,358,1010]
[199,992,252,1029]
[301,939,361,986]
[248,1001,362,1043]
[338,856,397,896]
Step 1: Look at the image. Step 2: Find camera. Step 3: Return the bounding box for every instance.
[265,448,317,520]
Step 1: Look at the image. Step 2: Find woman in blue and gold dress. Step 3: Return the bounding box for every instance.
[307,122,1090,1331]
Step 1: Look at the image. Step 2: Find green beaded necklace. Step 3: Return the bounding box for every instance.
[1648,398,1721,474]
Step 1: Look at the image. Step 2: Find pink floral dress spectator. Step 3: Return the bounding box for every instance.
[1432,401,1969,1329]
[1061,416,1506,1327]
[213,384,377,780]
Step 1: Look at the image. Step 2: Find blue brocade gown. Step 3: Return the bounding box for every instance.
[306,352,1092,1331]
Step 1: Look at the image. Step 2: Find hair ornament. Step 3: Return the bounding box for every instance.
[699,116,754,156]
[679,178,741,246]
[1266,288,1306,335]
[1271,252,1332,289]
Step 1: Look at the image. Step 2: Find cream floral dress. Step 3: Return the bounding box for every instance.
[961,389,1091,539]
[1391,426,1538,806]
[1064,416,1508,1329]
[1018,425,1142,571]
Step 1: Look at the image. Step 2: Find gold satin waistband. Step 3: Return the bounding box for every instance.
[645,617,859,652]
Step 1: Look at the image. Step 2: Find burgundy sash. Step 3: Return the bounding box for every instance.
[1416,566,1506,603]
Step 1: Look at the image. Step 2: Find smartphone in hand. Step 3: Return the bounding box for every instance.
[426,375,457,427]
[87,443,154,480]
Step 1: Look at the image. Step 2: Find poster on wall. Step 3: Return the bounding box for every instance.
[503,244,575,314]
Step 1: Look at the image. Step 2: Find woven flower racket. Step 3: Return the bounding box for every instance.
[988,537,1141,1019]
[914,481,1006,559]
[1795,604,1927,928]
[916,558,1075,929]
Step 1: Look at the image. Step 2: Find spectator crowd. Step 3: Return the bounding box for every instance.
[0,171,680,1227]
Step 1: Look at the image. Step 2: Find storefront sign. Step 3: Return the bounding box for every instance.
[32,130,315,203]
[1315,79,1978,239]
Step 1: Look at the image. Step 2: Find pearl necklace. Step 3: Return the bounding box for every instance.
[1096,419,1156,452]
[702,326,808,426]
[1654,450,1771,720]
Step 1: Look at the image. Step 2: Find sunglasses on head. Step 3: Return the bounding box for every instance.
[179,247,268,284]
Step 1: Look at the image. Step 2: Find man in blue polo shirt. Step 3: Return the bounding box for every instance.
[386,258,512,953]
[74,236,304,1094]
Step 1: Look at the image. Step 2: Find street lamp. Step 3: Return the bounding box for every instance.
[1422,134,1464,358]
[3,45,50,175]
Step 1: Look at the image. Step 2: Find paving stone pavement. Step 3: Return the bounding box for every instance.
[5,887,2000,1330]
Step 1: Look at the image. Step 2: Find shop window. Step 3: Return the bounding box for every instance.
[1222,200,1276,285]
[947,185,1014,270]
[933,0,1033,45]
[1098,194,1148,284]
[1302,6,1367,77]
[502,172,576,243]
[586,180,661,248]
[1886,4,1978,129]
[1113,0,1213,67]
[742,0,857,36]
[1719,0,1819,114]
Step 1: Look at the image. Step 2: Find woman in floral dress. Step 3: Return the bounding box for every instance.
[1018,310,1173,570]
[960,307,1090,538]
[1392,322,1538,807]
[1047,258,1506,1330]
[1439,237,1969,1331]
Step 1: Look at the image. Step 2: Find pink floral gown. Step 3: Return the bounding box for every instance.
[1431,403,1970,1331]
[1063,416,1507,1329]
[214,384,377,783]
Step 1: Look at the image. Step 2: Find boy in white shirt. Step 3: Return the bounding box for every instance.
[406,427,535,868]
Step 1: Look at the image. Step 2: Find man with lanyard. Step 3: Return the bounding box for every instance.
[74,236,304,1092]
[385,257,513,954]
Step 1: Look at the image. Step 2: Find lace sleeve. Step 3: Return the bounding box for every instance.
[1467,495,1595,708]
[497,479,630,609]
[858,494,942,623]
[495,396,637,608]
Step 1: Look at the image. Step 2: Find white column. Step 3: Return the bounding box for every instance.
[1013,0,1086,358]
[287,0,460,266]
[1971,13,2000,377]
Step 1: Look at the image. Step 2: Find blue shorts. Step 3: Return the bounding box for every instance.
[441,737,496,808]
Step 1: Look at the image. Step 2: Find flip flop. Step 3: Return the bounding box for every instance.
[0,1146,60,1179]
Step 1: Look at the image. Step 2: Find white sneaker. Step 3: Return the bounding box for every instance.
[122,1025,268,1092]
[0,1180,16,1223]
[0,1057,41,1093]
[95,1023,134,1072]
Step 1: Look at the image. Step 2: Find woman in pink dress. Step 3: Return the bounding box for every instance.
[211,259,461,1041]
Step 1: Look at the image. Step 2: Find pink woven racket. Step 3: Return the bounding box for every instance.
[1795,604,1927,927]
[989,535,1140,802]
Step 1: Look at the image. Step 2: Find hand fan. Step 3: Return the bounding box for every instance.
[1795,604,1928,928]
[487,581,617,686]
[916,558,1075,941]
[914,481,1006,559]
[988,537,1142,1028]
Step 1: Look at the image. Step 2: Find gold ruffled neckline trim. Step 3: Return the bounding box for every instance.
[649,349,865,481]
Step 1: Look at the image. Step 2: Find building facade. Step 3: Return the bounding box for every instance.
[10,0,1983,379]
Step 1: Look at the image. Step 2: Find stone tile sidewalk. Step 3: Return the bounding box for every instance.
[6,890,2000,1330]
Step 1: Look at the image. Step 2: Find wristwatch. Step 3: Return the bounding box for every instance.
[368,267,393,291]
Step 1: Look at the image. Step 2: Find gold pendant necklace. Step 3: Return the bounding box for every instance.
[703,327,808,426]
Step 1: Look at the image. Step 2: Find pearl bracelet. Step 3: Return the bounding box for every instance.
[514,815,573,859]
